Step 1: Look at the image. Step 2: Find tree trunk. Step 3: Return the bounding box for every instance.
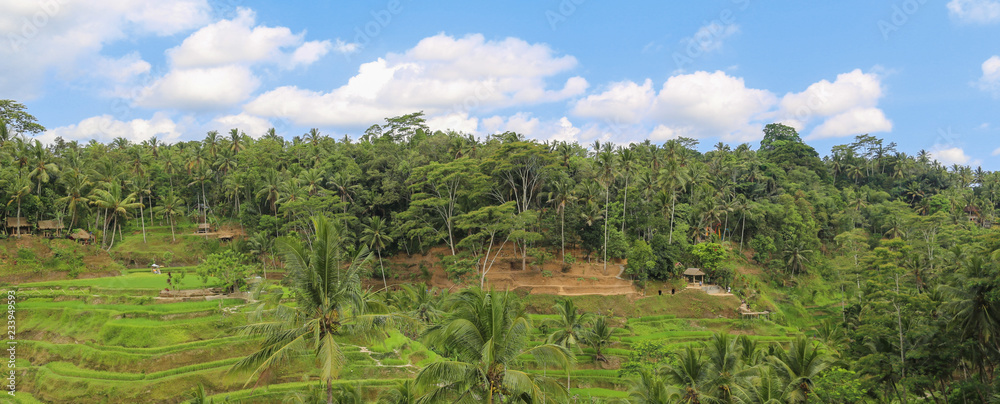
[560,207,566,262]
[139,197,147,244]
[326,377,333,404]
[603,186,609,275]
[668,194,676,244]
[621,176,628,235]
[378,249,387,291]
[169,216,176,242]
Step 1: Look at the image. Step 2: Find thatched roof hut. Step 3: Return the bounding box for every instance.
[196,223,212,234]
[683,268,705,284]
[5,217,30,235]
[37,219,63,230]
[69,229,94,242]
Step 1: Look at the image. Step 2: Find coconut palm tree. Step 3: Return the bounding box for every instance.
[768,336,832,403]
[153,194,185,241]
[56,170,91,230]
[90,182,142,250]
[378,380,418,404]
[661,346,714,403]
[257,169,282,214]
[546,298,591,389]
[361,215,392,291]
[416,288,571,404]
[629,368,678,404]
[231,216,395,404]
[5,176,32,236]
[596,150,616,275]
[783,241,813,276]
[582,316,616,363]
[546,180,576,262]
[27,140,59,195]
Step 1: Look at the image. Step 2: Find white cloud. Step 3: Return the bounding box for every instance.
[135,66,261,110]
[993,146,1000,156]
[809,108,893,139]
[426,112,479,134]
[930,146,979,166]
[206,113,274,138]
[651,71,777,142]
[245,34,587,128]
[93,52,151,83]
[572,79,655,124]
[773,69,891,139]
[0,0,210,98]
[977,55,1000,97]
[38,112,185,144]
[572,68,891,143]
[480,113,588,143]
[167,8,331,69]
[947,0,1000,24]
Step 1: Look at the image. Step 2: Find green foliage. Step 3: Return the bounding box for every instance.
[196,250,253,292]
[626,239,656,282]
[689,242,726,272]
[814,367,867,403]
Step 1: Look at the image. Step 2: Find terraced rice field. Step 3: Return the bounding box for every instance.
[6,269,817,403]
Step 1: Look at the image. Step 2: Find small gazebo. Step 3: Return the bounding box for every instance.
[37,219,64,237]
[69,229,94,244]
[196,223,212,234]
[5,217,31,236]
[684,268,706,285]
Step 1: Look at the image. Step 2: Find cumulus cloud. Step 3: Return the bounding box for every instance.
[245,33,587,128]
[38,112,185,144]
[93,52,151,83]
[978,55,1000,97]
[0,0,210,98]
[206,113,275,138]
[572,69,891,142]
[572,79,655,124]
[947,0,1000,24]
[135,66,260,110]
[426,112,479,134]
[930,146,979,166]
[167,8,331,69]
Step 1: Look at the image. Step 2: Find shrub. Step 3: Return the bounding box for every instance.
[541,270,552,278]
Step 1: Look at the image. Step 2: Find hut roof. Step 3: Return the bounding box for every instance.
[197,223,212,229]
[37,219,64,230]
[69,229,93,240]
[683,268,706,276]
[5,217,30,228]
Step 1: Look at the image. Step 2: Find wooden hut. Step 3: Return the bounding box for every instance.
[196,223,212,234]
[37,219,64,237]
[217,233,234,242]
[5,217,31,236]
[69,229,94,244]
[683,268,706,285]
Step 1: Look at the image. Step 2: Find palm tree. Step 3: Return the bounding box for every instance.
[597,150,616,275]
[228,128,246,155]
[731,367,788,404]
[231,216,394,404]
[629,368,678,404]
[546,298,591,389]
[769,336,832,403]
[546,180,576,262]
[27,140,59,195]
[661,346,713,403]
[204,130,220,158]
[129,175,152,243]
[619,147,635,234]
[783,241,813,276]
[361,216,393,291]
[257,169,282,214]
[90,182,142,250]
[5,176,31,236]
[582,316,616,363]
[56,170,91,230]
[939,256,1000,379]
[416,288,571,403]
[378,380,418,404]
[153,194,185,241]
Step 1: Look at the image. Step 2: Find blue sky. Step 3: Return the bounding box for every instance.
[2,0,999,168]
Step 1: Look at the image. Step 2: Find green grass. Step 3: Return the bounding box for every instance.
[19,272,221,290]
